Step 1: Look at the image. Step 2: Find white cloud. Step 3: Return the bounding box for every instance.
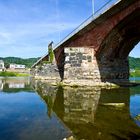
[0,0,91,58]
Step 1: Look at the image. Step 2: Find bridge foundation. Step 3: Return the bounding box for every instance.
[63,47,129,84]
[64,47,100,82]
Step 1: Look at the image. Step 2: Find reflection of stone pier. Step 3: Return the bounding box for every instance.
[34,81,140,140]
[34,80,101,125]
[63,87,100,124]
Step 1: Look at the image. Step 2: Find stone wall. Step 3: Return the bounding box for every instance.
[31,46,129,85]
[31,42,61,81]
[97,58,129,82]
[63,47,129,83]
[64,47,101,81]
[31,63,60,80]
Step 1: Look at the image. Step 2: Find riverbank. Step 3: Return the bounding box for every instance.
[0,71,30,77]
[130,70,140,77]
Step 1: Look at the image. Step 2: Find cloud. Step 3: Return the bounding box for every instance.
[0,0,92,58]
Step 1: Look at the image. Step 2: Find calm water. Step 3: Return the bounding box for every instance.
[0,77,140,140]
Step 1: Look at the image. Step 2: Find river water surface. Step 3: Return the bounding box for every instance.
[0,77,140,140]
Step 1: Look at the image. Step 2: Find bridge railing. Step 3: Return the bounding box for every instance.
[54,0,121,49]
[31,0,122,68]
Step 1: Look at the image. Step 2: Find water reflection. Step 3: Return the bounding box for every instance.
[0,79,3,91]
[130,86,140,127]
[0,77,140,140]
[34,80,140,140]
[0,77,33,93]
[0,78,72,140]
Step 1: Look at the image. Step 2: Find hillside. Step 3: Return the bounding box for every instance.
[129,57,140,70]
[0,57,40,68]
[0,56,139,69]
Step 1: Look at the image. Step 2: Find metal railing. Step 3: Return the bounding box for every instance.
[54,0,121,49]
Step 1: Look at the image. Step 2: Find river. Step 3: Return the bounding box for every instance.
[0,77,140,140]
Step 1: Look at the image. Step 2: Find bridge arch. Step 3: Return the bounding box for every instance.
[97,9,140,59]
[96,9,140,83]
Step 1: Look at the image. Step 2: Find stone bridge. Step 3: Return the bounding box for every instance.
[31,0,140,85]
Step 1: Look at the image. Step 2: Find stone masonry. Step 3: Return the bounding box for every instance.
[64,47,100,81]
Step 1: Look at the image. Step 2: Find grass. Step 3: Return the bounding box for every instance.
[0,71,30,77]
[130,70,140,77]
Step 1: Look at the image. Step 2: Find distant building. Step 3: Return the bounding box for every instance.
[9,83,25,88]
[0,60,5,71]
[9,64,26,70]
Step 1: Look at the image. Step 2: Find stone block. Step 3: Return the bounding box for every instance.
[65,56,70,62]
[78,60,82,63]
[76,53,83,58]
[87,55,92,62]
[71,60,77,64]
[65,53,69,56]
[71,53,76,56]
[82,55,87,60]
[70,57,76,61]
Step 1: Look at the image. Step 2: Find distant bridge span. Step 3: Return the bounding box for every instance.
[32,0,140,84]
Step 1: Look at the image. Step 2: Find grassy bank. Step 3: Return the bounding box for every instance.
[130,70,140,77]
[0,71,30,77]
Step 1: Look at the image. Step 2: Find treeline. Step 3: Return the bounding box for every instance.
[129,57,140,70]
[0,57,40,68]
[0,56,139,69]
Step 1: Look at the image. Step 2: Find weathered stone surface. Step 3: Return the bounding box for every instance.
[32,63,60,80]
[64,47,96,80]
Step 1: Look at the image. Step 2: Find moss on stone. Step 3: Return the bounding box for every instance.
[48,47,54,63]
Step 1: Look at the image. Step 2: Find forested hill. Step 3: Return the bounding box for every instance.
[0,56,139,69]
[129,57,140,70]
[0,57,40,68]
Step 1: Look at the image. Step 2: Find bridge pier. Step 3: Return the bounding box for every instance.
[64,47,100,81]
[97,58,129,83]
[31,0,139,86]
[63,47,129,84]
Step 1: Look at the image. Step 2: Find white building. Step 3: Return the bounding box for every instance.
[0,60,5,71]
[9,64,26,69]
[9,83,25,88]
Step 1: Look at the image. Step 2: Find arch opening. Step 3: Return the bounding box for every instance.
[129,42,140,79]
[96,9,140,83]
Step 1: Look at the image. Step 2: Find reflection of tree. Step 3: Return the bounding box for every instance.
[3,83,33,93]
[0,78,33,93]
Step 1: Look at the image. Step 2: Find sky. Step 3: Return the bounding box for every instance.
[0,0,139,58]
